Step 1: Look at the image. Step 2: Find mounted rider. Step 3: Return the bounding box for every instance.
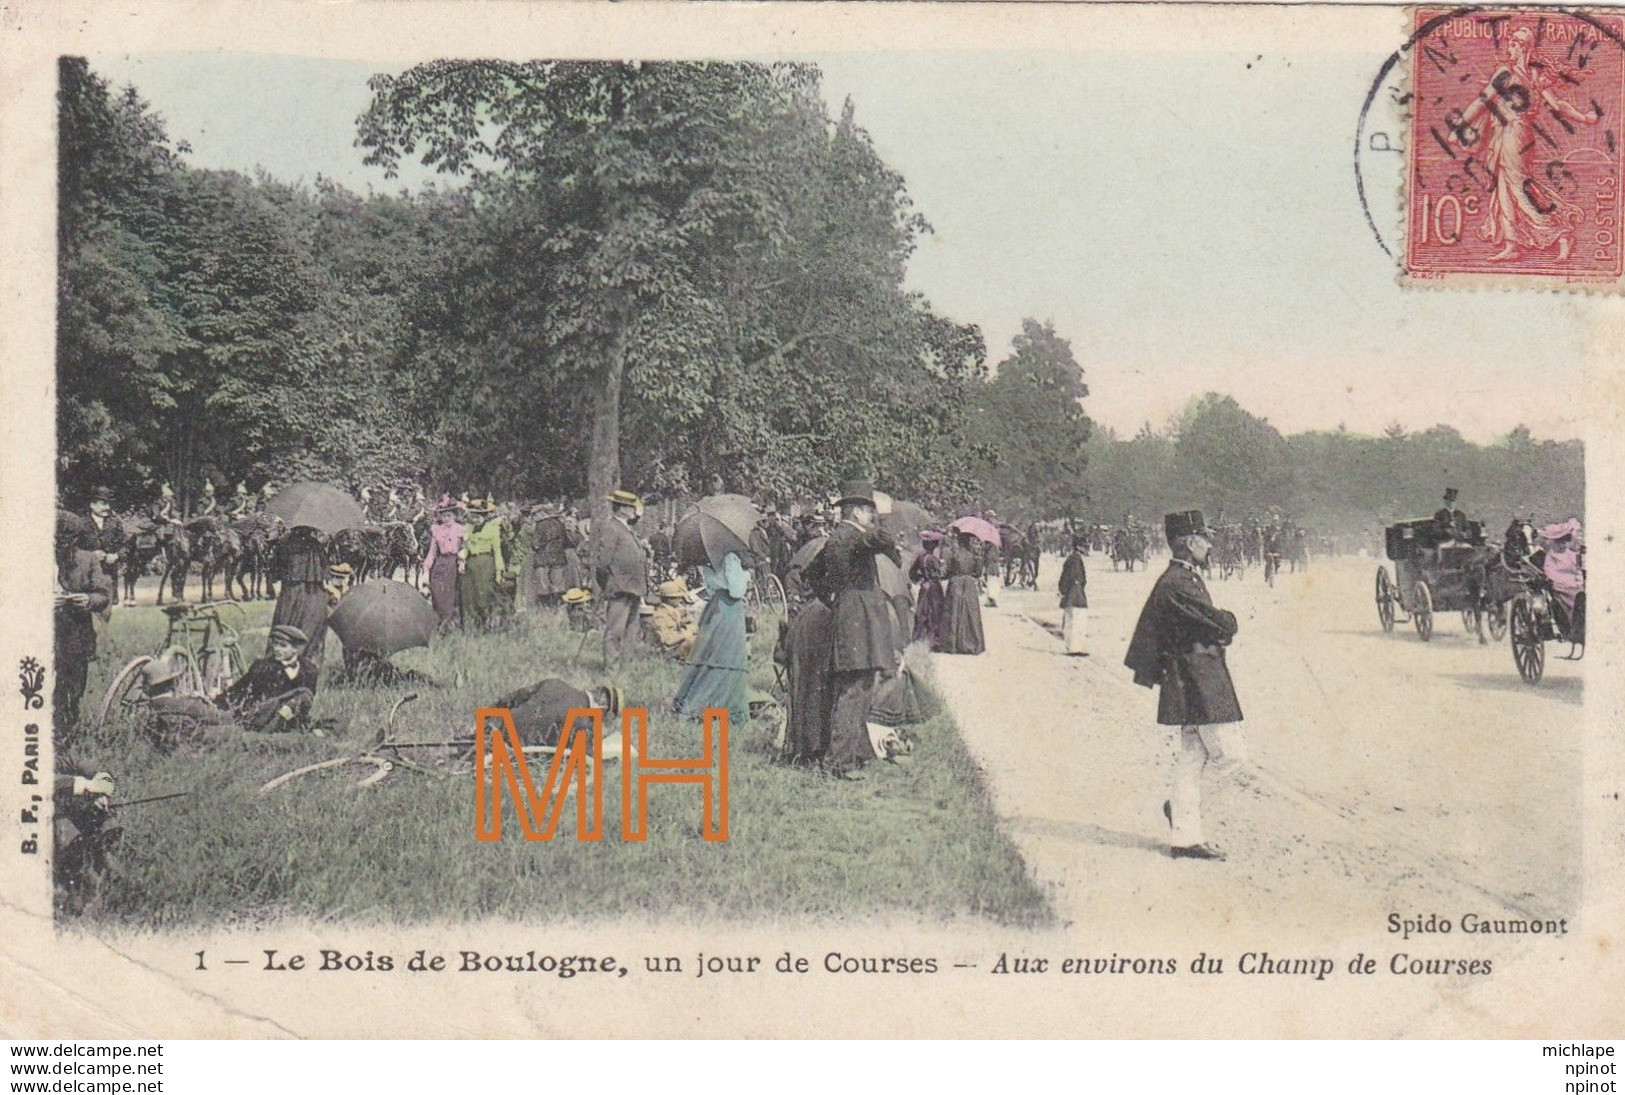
[195,479,219,518]
[226,482,255,520]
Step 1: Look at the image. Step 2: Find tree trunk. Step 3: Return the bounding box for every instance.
[587,321,633,590]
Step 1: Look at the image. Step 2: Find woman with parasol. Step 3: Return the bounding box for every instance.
[671,495,759,732]
[264,482,367,676]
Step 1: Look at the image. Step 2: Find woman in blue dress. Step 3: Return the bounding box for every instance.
[673,550,751,730]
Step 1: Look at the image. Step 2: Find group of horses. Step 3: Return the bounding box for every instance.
[117,511,429,604]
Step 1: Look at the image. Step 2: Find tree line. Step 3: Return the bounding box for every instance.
[57,57,1582,536]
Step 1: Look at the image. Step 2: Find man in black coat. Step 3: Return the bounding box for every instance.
[489,677,621,750]
[1124,511,1245,861]
[55,513,113,756]
[83,486,124,598]
[802,480,901,781]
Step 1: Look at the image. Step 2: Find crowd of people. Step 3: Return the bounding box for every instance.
[53,473,1586,866]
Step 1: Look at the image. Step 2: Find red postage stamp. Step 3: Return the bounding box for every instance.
[1407,9,1625,284]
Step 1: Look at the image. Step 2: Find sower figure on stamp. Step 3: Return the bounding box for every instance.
[1124,510,1245,862]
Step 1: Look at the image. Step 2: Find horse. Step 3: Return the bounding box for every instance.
[331,526,388,584]
[377,521,420,583]
[185,516,239,602]
[226,513,284,600]
[117,514,170,604]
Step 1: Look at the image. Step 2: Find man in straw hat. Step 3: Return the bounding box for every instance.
[802,479,902,781]
[1124,510,1245,861]
[595,489,649,671]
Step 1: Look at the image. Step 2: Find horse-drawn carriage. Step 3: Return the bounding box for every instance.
[1506,555,1585,684]
[1374,517,1504,642]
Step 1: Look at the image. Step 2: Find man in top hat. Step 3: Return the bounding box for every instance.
[802,479,902,781]
[1124,510,1245,861]
[83,486,124,596]
[1434,487,1468,543]
[595,489,649,671]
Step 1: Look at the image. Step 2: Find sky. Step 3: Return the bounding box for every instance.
[89,48,1591,443]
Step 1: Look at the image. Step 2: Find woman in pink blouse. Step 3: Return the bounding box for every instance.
[422,495,466,627]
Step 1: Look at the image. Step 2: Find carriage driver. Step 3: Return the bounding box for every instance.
[1433,487,1470,543]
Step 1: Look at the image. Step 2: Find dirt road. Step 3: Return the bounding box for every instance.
[927,554,1582,938]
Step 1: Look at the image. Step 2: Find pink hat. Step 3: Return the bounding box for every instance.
[1540,518,1581,542]
[434,493,461,513]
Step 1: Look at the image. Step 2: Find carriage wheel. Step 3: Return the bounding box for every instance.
[1412,581,1433,642]
[1510,597,1545,684]
[94,656,154,731]
[1486,601,1508,642]
[1374,568,1395,633]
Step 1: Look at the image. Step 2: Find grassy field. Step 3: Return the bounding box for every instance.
[63,593,1050,928]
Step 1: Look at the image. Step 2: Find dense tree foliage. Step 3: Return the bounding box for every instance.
[57,56,1582,538]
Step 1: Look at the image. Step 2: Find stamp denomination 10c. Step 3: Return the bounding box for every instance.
[1407,8,1625,285]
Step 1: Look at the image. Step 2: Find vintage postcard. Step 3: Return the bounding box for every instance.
[0,1,1620,1040]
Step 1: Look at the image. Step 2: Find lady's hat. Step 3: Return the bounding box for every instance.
[920,529,945,543]
[834,479,877,507]
[434,493,461,513]
[562,588,593,605]
[607,489,641,508]
[1164,510,1208,543]
[329,561,354,578]
[465,497,493,515]
[269,624,309,646]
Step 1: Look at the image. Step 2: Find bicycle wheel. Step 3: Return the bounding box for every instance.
[764,573,788,618]
[95,656,153,731]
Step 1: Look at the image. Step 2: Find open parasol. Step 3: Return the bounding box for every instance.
[326,579,439,657]
[787,535,909,599]
[880,500,934,552]
[950,515,1002,547]
[673,494,762,569]
[264,481,365,536]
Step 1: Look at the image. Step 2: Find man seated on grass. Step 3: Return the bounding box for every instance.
[147,624,319,736]
[648,579,699,660]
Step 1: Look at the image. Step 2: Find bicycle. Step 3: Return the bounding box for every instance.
[95,601,248,731]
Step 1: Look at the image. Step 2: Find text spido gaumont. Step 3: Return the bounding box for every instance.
[474,707,728,842]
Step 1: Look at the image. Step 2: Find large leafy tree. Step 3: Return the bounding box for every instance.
[959,319,1091,518]
[357,61,984,527]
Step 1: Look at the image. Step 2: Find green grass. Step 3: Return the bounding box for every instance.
[64,598,1051,929]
